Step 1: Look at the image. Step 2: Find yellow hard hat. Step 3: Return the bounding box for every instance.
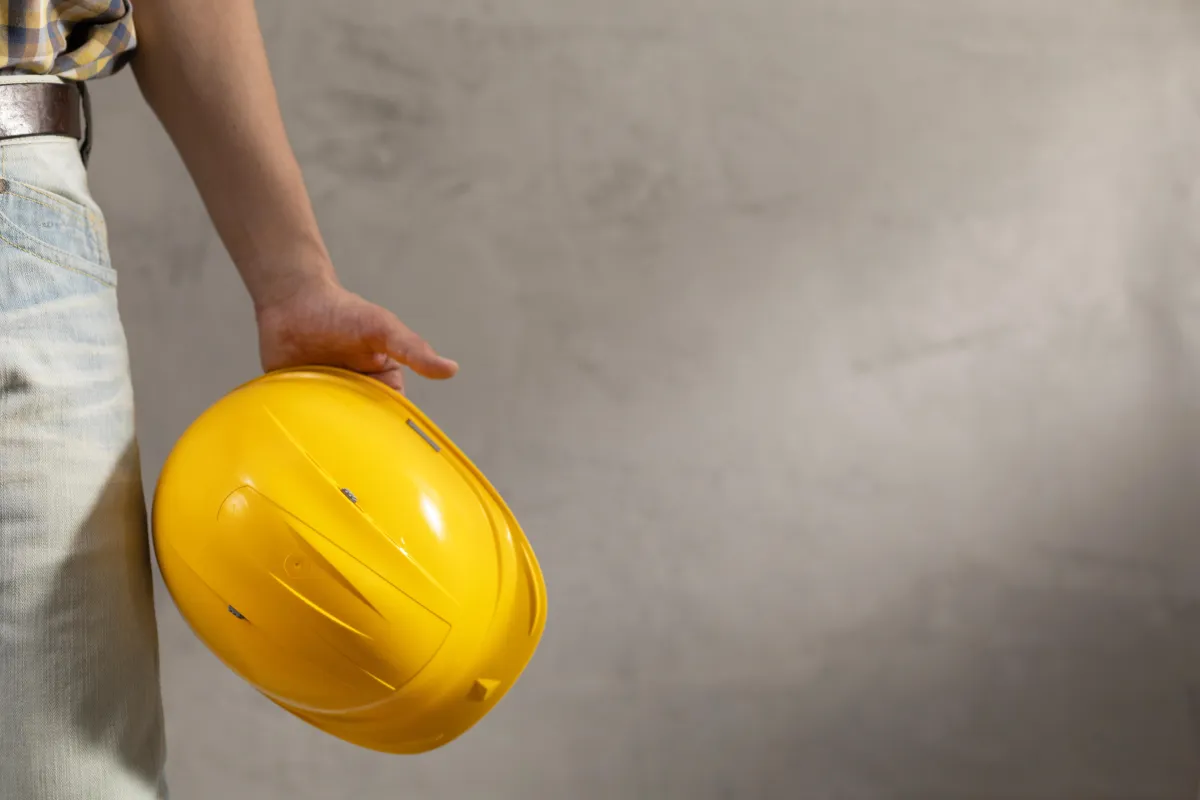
[151,366,547,753]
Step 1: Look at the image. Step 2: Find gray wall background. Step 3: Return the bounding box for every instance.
[83,0,1200,797]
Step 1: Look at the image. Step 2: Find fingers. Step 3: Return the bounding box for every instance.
[370,363,407,394]
[342,352,405,393]
[383,320,459,380]
[341,351,390,373]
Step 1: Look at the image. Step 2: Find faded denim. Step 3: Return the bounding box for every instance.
[0,129,168,798]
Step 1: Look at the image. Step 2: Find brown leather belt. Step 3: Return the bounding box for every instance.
[0,81,90,162]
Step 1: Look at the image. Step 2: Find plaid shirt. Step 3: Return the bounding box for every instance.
[0,0,134,81]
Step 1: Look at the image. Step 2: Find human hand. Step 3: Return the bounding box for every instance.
[254,277,458,394]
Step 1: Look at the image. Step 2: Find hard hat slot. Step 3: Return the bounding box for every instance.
[406,419,441,452]
[210,485,452,704]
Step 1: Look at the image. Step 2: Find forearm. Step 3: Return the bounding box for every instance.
[130,0,335,309]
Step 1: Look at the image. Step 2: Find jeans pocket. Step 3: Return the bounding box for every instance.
[0,176,115,286]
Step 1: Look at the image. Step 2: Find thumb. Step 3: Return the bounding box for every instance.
[379,316,459,380]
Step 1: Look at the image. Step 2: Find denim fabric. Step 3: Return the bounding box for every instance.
[0,134,167,798]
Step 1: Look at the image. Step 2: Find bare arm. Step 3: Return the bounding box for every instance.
[129,0,329,309]
[129,0,457,388]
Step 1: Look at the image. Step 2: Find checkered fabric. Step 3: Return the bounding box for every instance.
[0,1,134,81]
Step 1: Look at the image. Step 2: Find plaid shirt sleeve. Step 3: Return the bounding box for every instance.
[0,0,135,81]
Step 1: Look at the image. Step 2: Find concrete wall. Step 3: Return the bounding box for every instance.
[88,1,1200,797]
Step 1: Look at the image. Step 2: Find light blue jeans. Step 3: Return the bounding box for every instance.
[0,128,169,795]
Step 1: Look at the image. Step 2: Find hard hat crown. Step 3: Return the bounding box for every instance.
[152,367,547,753]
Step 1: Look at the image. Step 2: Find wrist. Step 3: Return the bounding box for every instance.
[242,246,341,313]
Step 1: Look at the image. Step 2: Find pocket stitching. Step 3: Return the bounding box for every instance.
[0,224,114,286]
[0,180,107,255]
[4,179,92,222]
[0,149,113,287]
[7,181,108,255]
[0,186,107,269]
[0,201,116,286]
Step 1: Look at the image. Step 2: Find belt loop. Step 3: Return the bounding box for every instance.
[76,80,92,167]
